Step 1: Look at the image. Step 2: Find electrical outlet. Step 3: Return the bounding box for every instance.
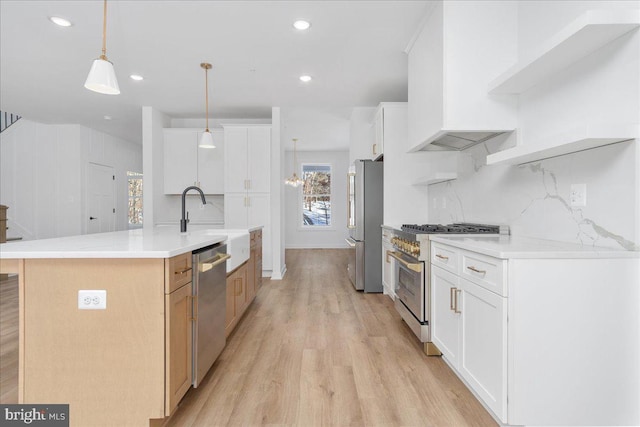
[570,184,587,207]
[78,290,107,310]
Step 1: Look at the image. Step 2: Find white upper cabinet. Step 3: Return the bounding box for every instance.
[224,125,271,194]
[349,107,376,164]
[373,106,384,160]
[406,1,518,152]
[163,129,224,195]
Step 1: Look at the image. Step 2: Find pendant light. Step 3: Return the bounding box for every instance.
[84,0,120,95]
[198,63,216,148]
[285,138,304,187]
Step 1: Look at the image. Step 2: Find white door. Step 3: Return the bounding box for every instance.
[87,163,115,234]
[223,127,248,193]
[163,129,198,194]
[247,126,271,193]
[431,265,461,366]
[459,278,507,422]
[223,193,248,228]
[197,130,225,194]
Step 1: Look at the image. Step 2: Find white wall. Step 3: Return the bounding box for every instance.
[0,119,141,240]
[285,150,350,248]
[428,1,640,251]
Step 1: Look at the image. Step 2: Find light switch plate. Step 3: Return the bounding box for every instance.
[78,290,107,310]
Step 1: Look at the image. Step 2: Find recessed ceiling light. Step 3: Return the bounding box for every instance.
[49,16,72,27]
[293,20,311,30]
[129,74,144,81]
[299,75,312,83]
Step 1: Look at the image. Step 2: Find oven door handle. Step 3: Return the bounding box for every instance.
[387,251,422,273]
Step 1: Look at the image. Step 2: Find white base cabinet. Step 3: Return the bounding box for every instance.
[431,265,507,420]
[431,240,640,426]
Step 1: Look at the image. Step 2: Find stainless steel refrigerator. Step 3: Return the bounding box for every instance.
[346,159,383,293]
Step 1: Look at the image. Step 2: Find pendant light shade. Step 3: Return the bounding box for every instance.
[285,139,304,187]
[85,57,120,95]
[199,130,215,149]
[198,63,216,148]
[85,0,120,95]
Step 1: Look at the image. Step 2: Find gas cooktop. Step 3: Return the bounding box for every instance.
[401,223,507,234]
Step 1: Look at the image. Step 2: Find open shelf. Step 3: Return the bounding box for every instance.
[486,124,638,166]
[488,9,640,94]
[412,172,457,186]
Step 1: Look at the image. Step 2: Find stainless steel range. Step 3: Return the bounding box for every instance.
[388,223,509,355]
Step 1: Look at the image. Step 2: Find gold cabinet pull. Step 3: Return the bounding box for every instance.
[450,287,456,311]
[454,289,462,314]
[175,267,192,276]
[436,254,449,261]
[466,266,486,274]
[190,295,198,321]
[372,143,377,156]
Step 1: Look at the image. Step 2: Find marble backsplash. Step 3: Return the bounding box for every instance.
[427,138,639,251]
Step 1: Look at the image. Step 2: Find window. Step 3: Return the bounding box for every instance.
[127,171,143,227]
[301,164,331,227]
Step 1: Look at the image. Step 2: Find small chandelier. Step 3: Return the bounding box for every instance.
[285,138,304,187]
[84,0,120,95]
[198,62,216,148]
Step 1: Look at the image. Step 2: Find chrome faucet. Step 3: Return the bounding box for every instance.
[181,186,207,232]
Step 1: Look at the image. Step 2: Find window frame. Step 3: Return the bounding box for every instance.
[127,171,143,229]
[298,163,333,230]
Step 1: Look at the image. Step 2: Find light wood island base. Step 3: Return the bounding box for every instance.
[2,255,201,427]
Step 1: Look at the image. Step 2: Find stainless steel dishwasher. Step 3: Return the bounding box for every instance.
[192,243,230,387]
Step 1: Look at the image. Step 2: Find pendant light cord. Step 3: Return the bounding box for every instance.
[205,67,210,132]
[101,0,108,60]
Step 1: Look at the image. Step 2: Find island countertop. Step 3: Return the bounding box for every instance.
[0,228,228,259]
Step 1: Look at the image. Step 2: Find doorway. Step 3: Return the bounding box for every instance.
[87,163,115,234]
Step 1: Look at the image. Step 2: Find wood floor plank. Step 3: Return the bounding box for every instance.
[0,275,18,404]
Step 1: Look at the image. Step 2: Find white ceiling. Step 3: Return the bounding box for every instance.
[0,1,428,150]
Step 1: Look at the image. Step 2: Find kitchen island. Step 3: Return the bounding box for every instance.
[0,228,237,426]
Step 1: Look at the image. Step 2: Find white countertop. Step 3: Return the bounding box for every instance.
[0,228,229,259]
[430,235,640,259]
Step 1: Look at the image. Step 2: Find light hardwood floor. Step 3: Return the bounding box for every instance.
[0,274,18,403]
[166,249,497,427]
[0,250,497,426]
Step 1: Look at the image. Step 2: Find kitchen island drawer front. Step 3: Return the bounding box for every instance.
[166,252,193,293]
[460,250,506,296]
[431,242,458,273]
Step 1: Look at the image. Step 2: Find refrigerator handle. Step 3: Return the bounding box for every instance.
[347,172,356,229]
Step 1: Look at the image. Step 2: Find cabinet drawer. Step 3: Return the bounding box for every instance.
[431,242,458,273]
[460,250,506,296]
[165,252,193,294]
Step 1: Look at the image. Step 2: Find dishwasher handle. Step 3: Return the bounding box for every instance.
[199,253,231,272]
